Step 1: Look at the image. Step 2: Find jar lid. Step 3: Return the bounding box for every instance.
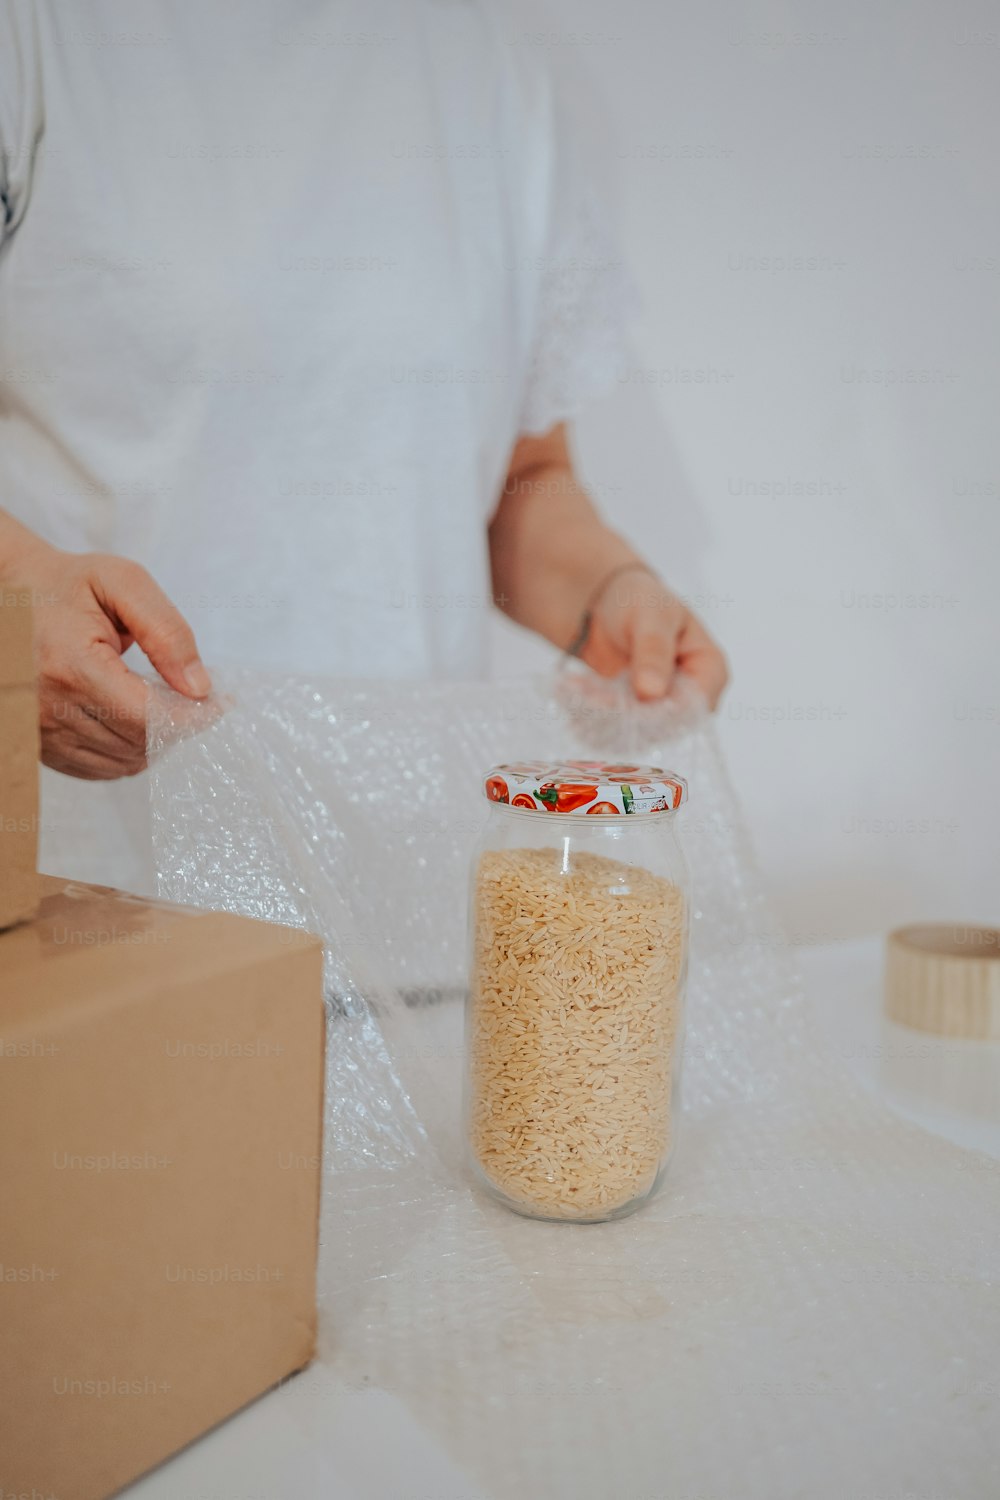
[483,761,687,815]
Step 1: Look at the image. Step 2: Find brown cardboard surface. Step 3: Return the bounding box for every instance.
[0,585,37,688]
[0,683,40,927]
[0,877,326,1500]
[0,588,40,928]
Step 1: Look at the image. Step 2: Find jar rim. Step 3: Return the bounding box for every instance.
[487,800,679,822]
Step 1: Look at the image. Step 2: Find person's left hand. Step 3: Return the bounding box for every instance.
[581,566,729,708]
[489,423,729,709]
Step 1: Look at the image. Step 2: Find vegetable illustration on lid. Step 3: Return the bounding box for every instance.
[482,760,687,815]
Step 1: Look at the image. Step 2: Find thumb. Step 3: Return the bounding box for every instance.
[90,557,212,699]
[627,610,682,702]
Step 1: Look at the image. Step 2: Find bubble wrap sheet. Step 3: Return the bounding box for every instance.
[147,669,1000,1500]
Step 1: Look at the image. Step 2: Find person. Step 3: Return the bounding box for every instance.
[0,1,726,879]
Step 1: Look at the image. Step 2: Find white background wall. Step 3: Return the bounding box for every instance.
[493,0,1000,941]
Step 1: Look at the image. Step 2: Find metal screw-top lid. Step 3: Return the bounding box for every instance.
[482,760,687,815]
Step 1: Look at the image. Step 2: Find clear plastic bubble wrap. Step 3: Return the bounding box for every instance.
[147,668,1000,1500]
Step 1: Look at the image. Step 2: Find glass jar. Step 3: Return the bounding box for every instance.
[464,760,690,1223]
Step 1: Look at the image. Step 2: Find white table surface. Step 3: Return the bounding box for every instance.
[126,936,1000,1500]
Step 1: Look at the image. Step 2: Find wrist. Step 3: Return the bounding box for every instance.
[525,524,639,651]
[566,559,659,658]
[489,450,648,650]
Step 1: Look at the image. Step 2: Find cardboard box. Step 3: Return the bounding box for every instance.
[0,876,326,1500]
[0,588,40,928]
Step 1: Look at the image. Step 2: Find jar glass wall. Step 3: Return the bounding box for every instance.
[464,762,690,1224]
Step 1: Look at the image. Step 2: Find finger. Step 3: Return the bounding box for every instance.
[73,642,152,751]
[46,688,147,762]
[42,743,145,780]
[676,617,729,709]
[89,557,211,699]
[579,628,629,680]
[627,612,682,701]
[42,717,146,779]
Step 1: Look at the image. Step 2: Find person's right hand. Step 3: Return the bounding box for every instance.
[0,514,211,779]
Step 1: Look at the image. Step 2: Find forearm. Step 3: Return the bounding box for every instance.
[489,452,639,652]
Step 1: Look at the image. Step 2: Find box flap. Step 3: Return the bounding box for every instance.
[0,878,324,1035]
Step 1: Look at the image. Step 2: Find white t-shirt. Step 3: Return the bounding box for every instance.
[0,0,630,890]
[0,0,629,679]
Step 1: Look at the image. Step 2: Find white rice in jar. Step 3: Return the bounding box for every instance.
[468,845,686,1220]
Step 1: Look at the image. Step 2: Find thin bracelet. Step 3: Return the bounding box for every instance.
[564,561,658,659]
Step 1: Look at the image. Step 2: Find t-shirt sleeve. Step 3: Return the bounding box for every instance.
[516,73,636,437]
[0,0,43,247]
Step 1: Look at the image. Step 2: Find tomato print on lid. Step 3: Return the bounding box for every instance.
[482,761,687,815]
